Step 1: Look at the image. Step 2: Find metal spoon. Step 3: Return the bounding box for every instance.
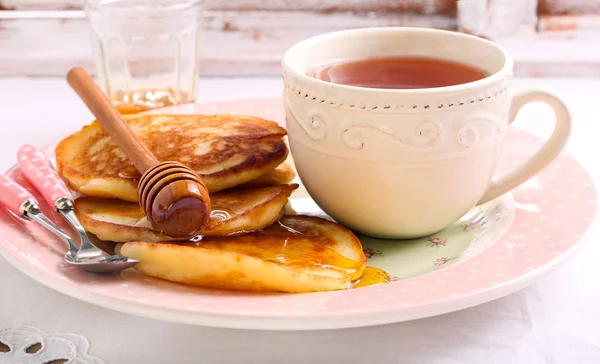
[15,145,139,273]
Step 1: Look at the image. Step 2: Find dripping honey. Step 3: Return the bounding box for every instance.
[193,221,363,280]
[186,220,392,287]
[353,266,391,288]
[209,208,237,222]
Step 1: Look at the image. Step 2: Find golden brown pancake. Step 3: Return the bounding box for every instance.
[56,114,288,202]
[236,163,295,189]
[118,215,367,293]
[75,184,298,242]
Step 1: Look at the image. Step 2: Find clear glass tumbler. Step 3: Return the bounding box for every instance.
[85,0,206,114]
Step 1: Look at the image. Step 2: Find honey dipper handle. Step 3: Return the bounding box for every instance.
[66,67,159,173]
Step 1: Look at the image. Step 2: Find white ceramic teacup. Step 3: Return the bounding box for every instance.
[282,27,571,239]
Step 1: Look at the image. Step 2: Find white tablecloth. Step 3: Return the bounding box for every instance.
[1,77,599,364]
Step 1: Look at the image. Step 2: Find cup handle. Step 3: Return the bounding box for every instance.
[477,87,572,205]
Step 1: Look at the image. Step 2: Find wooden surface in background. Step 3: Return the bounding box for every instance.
[0,10,456,76]
[0,0,456,13]
[538,0,600,15]
[537,0,600,31]
[0,0,599,77]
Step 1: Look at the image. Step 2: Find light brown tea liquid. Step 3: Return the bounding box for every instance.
[309,56,488,89]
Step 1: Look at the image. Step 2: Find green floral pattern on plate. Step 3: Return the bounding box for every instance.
[289,181,516,282]
[355,197,514,280]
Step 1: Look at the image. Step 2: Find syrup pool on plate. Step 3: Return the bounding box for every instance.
[353,266,392,288]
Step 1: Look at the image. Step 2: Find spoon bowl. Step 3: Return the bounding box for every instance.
[65,254,140,274]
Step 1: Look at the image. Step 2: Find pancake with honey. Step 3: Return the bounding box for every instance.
[236,162,295,189]
[118,215,367,293]
[56,114,288,202]
[75,184,298,242]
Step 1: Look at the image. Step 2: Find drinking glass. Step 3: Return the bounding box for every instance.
[84,0,206,114]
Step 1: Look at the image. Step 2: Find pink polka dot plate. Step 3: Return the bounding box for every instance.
[0,98,596,330]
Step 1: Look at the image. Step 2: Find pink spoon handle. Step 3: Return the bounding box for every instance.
[17,145,73,209]
[0,174,37,217]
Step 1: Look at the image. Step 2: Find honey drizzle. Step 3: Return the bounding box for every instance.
[209,208,236,222]
[189,221,363,280]
[183,214,394,288]
[191,220,394,287]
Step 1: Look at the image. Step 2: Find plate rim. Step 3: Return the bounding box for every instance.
[1,219,595,330]
[1,97,597,330]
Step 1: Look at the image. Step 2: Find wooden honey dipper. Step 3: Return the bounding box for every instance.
[66,67,211,238]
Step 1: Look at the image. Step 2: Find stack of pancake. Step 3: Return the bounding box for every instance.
[55,113,366,293]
